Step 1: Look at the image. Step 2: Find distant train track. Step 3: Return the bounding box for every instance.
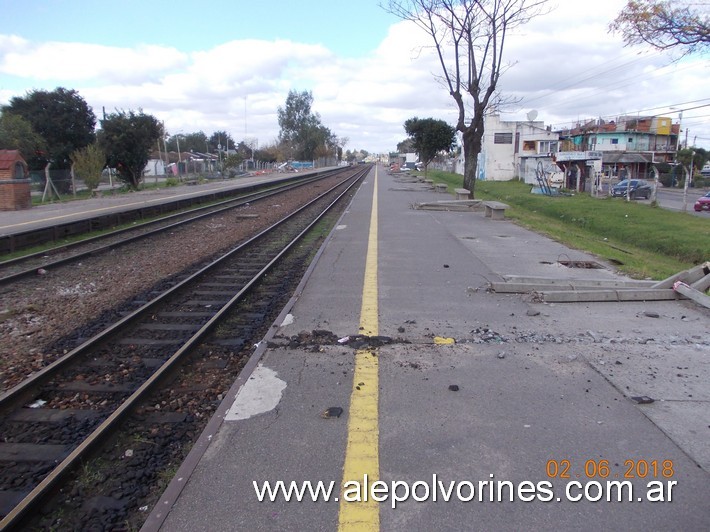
[0,169,348,256]
[0,165,368,530]
[0,168,352,285]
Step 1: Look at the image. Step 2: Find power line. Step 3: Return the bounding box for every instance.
[519,49,666,107]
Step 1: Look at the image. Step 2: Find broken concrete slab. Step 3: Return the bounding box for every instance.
[413,199,482,212]
[535,288,679,303]
[652,262,710,289]
[501,275,657,288]
[674,281,710,309]
[495,264,709,308]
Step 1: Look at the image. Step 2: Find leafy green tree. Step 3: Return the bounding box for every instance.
[386,0,548,197]
[2,88,96,169]
[235,140,252,160]
[677,147,708,177]
[404,117,456,176]
[166,131,208,153]
[254,145,279,163]
[71,142,106,194]
[208,131,234,153]
[223,153,245,175]
[99,110,162,189]
[0,112,47,159]
[277,90,335,160]
[396,138,416,154]
[610,1,710,55]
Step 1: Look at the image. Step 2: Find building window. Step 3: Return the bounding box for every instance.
[610,138,619,145]
[494,132,513,144]
[628,138,634,143]
[523,140,536,151]
[538,140,559,154]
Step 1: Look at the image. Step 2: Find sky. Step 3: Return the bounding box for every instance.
[1,0,709,154]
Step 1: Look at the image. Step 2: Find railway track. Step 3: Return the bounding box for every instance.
[0,167,351,285]
[0,165,368,530]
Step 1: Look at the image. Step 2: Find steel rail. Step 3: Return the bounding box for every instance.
[0,168,350,285]
[0,167,368,530]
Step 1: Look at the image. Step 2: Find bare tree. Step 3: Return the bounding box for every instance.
[610,1,710,55]
[385,0,548,197]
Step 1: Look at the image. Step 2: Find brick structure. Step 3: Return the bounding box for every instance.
[0,150,31,210]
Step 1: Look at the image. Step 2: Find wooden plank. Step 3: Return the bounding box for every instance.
[9,409,100,422]
[0,443,72,462]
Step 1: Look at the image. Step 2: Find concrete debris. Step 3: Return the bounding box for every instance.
[321,407,344,419]
[490,263,709,308]
[271,328,708,351]
[630,396,655,405]
[673,281,710,310]
[28,399,47,408]
[281,330,397,350]
[469,327,506,343]
[643,311,660,318]
[413,200,482,212]
[448,385,460,392]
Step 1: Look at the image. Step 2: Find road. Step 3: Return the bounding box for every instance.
[654,187,709,216]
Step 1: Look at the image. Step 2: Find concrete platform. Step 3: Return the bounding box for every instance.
[0,172,310,238]
[142,165,709,530]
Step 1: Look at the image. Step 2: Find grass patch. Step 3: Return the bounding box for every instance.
[417,170,709,280]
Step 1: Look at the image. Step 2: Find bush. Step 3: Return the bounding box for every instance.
[165,177,179,187]
[659,174,676,188]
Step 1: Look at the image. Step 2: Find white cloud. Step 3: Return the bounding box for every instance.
[0,0,708,154]
[0,35,187,83]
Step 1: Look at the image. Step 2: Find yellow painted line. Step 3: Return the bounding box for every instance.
[339,166,380,531]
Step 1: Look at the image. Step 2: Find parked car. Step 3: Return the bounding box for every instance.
[611,179,652,199]
[694,191,710,212]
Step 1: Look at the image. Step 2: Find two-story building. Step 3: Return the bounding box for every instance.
[557,116,679,180]
[450,113,680,190]
[452,114,561,184]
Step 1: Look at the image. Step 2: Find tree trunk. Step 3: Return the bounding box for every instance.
[462,124,483,198]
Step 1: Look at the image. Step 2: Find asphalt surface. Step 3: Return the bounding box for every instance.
[145,165,709,531]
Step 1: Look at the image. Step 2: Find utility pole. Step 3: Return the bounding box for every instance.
[682,150,694,212]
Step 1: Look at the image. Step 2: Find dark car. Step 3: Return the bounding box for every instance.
[694,191,710,212]
[611,179,652,199]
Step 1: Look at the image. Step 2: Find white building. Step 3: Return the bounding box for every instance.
[143,159,166,177]
[453,115,560,183]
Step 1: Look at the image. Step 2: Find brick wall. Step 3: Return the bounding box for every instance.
[0,179,32,210]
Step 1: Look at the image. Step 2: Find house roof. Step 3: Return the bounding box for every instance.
[0,150,27,171]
